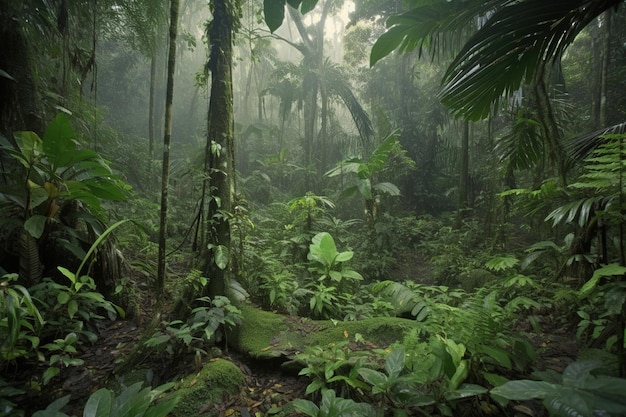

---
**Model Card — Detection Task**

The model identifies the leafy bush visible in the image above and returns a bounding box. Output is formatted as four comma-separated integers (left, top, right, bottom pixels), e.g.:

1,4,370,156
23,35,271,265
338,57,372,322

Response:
491,356,626,417
32,381,178,417
0,274,44,363
144,296,241,357
291,388,375,417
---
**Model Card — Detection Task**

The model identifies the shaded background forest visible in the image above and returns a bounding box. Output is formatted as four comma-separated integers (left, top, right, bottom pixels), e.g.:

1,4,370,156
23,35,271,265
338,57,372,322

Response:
2,0,626,416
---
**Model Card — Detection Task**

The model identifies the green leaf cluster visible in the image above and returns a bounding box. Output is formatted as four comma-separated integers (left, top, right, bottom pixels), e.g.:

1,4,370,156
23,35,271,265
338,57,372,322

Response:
492,359,626,417
32,381,178,417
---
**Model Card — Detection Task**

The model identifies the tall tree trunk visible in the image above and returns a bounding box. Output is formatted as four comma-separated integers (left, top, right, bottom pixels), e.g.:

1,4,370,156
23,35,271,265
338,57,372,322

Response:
156,0,180,296
599,9,611,127
0,0,43,136
203,0,238,297
457,120,470,226
533,60,566,185
149,52,157,158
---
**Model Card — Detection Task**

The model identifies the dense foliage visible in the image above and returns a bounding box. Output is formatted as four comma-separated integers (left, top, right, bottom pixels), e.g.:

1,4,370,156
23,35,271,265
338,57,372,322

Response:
2,0,626,416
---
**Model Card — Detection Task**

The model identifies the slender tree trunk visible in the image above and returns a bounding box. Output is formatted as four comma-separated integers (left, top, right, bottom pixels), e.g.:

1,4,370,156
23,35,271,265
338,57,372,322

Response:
203,0,238,297
156,0,180,296
457,120,470,225
149,52,157,158
599,9,611,127
533,61,566,185
590,18,603,130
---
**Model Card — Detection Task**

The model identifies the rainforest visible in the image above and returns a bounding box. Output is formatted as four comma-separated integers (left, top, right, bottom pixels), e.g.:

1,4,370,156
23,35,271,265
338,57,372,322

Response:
1,0,626,416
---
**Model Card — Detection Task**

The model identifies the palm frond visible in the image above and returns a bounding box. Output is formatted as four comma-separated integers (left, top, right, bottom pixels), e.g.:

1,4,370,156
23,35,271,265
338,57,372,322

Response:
496,111,544,170
324,62,374,149
565,121,626,163
440,0,622,120
371,0,622,120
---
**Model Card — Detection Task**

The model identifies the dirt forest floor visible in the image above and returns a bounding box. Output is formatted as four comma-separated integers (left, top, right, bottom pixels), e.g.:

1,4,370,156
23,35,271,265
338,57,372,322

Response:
12,281,581,417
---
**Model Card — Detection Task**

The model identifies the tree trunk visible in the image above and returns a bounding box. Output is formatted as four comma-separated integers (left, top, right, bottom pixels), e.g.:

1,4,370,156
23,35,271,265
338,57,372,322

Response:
599,9,611,127
457,120,470,226
156,0,180,296
203,0,237,297
149,52,157,158
0,0,43,136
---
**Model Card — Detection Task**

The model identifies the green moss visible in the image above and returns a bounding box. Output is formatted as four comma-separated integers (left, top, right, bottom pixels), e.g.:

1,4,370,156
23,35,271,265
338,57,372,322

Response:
229,303,418,360
228,303,290,358
170,359,245,417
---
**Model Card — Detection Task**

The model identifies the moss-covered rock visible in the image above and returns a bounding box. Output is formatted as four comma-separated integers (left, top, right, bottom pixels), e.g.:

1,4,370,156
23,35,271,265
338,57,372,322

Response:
228,302,419,362
170,358,245,417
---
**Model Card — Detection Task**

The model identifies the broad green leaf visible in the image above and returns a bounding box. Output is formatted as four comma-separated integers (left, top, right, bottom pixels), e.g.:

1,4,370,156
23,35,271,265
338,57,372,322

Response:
30,186,50,210
358,368,388,389
215,245,229,270
24,215,47,239
43,113,77,169
112,382,144,416
445,383,488,400
370,26,412,67
482,372,509,388
580,263,626,296
385,348,405,379
291,398,319,417
57,266,77,284
83,388,112,417
43,367,61,385
304,379,324,395
32,394,70,417
357,178,372,199
329,270,342,282
340,269,363,281
373,182,400,196
481,345,512,370
57,292,70,305
264,0,285,33
14,131,43,166
144,395,179,417
67,300,78,319
299,0,317,14
449,359,469,391
309,232,338,266
490,380,558,400
335,250,353,263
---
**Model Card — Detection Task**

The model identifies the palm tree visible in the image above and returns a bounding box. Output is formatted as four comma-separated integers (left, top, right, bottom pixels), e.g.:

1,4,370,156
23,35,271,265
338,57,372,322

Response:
269,0,374,178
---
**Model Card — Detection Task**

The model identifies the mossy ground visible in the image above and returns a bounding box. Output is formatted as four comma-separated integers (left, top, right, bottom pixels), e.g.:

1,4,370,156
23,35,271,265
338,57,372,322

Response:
170,358,246,417
229,302,419,360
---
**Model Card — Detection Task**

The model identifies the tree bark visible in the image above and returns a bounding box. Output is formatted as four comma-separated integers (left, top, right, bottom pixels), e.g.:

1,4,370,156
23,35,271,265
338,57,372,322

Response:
203,0,238,297
599,9,611,127
156,0,180,296
457,120,470,226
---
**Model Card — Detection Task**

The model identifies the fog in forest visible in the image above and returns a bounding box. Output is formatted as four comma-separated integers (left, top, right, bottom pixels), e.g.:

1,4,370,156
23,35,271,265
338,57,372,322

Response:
2,1,626,416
